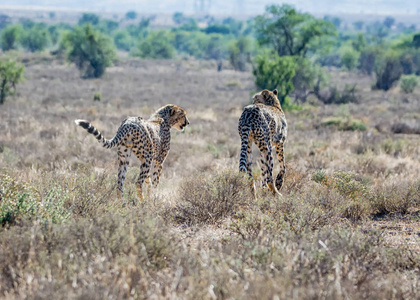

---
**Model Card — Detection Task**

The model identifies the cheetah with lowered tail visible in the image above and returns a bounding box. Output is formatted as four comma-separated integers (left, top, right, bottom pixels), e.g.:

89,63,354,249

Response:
75,104,189,200
238,89,287,196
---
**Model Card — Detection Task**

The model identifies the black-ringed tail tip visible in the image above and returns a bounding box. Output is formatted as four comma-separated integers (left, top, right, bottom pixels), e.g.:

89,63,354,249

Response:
75,119,103,141
74,119,89,128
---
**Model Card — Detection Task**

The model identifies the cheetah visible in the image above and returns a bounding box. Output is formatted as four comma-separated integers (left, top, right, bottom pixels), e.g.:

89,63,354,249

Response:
75,104,189,200
238,89,287,196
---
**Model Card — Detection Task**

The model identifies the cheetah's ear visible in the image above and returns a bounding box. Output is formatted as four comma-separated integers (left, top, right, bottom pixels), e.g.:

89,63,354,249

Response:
170,107,177,116
261,90,269,98
273,89,278,96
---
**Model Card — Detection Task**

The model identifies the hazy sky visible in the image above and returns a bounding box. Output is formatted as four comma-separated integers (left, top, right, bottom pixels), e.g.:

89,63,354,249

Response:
1,0,420,15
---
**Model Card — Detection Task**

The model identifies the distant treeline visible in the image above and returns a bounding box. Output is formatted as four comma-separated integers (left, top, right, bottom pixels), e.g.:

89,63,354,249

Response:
1,5,419,105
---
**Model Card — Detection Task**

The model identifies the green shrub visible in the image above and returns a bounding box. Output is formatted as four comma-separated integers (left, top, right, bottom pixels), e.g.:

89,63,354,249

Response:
0,58,24,105
204,24,230,35
254,4,336,57
173,31,210,58
340,46,360,70
0,174,39,225
125,10,137,20
321,117,367,131
20,24,50,52
134,30,175,59
48,25,61,45
205,34,227,60
0,174,73,225
313,171,373,221
61,24,116,78
93,92,102,101
292,57,326,102
126,18,149,38
318,84,360,105
229,36,253,71
253,52,296,109
97,19,119,35
78,13,99,26
312,169,328,184
374,53,403,91
0,24,23,51
113,30,133,51
359,48,377,75
399,74,418,93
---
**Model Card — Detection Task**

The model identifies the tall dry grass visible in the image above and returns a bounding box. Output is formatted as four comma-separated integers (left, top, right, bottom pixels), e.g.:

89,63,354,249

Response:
1,55,419,299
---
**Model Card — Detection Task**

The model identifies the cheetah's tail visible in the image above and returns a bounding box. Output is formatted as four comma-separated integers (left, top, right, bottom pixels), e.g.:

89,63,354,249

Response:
74,119,114,149
239,125,251,173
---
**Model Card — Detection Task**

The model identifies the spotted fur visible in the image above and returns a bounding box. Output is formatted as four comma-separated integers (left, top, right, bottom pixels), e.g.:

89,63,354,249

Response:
238,89,287,195
75,104,189,200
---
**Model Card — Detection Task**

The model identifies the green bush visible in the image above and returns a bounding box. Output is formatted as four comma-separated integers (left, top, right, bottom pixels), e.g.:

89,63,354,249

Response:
399,74,418,93
397,49,420,75
253,52,296,109
0,58,24,105
113,30,133,51
316,84,360,105
254,4,336,57
205,34,227,60
359,48,377,75
20,24,50,52
48,25,61,45
321,116,367,131
0,174,70,225
313,171,373,221
125,10,137,20
340,46,360,70
173,31,209,58
292,57,326,102
126,18,149,38
78,13,99,26
204,24,230,35
134,30,175,59
374,53,402,91
352,33,367,52
62,24,116,78
93,92,102,101
228,36,253,71
0,24,22,51
97,19,119,35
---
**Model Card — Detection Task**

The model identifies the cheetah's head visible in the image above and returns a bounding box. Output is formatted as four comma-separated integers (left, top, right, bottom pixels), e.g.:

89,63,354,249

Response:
169,105,190,131
253,89,282,109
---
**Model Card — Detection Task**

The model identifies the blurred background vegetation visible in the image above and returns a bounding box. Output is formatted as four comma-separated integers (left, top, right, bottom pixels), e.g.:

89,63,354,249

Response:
1,4,419,104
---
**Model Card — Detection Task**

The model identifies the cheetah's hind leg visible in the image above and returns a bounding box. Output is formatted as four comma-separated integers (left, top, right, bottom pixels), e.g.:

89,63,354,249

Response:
117,145,132,199
144,160,156,199
134,149,152,202
275,141,286,193
255,134,280,197
246,142,257,199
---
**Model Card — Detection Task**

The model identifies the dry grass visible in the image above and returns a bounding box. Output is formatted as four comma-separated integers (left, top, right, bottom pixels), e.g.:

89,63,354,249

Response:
1,54,420,299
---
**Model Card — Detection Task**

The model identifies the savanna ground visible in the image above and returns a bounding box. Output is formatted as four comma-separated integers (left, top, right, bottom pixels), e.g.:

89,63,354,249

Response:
1,54,420,299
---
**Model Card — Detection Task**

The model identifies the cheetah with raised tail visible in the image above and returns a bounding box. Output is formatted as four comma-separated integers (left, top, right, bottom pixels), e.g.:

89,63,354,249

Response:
75,104,189,200
238,89,287,196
